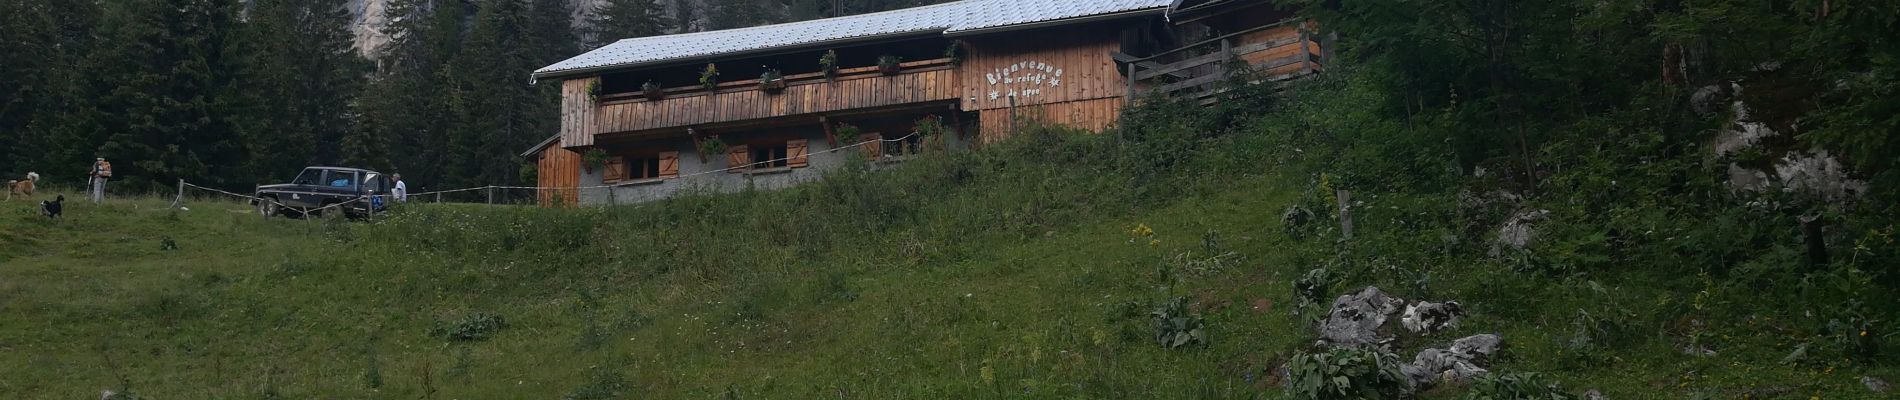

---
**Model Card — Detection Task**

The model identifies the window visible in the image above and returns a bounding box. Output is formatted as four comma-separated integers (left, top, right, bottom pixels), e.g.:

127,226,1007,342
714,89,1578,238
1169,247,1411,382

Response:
363,173,386,192
729,140,806,173
752,143,789,169
604,152,680,182
324,170,359,188
292,168,320,185
881,132,923,158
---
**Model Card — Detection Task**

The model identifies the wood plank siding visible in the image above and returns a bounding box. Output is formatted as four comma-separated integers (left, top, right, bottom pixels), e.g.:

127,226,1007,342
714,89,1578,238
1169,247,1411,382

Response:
960,24,1130,142
976,97,1125,144
590,63,961,136
560,77,600,148
536,138,582,207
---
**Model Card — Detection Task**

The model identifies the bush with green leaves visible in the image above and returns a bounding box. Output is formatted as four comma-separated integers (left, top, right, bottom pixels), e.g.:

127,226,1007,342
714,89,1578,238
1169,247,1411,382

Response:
1149,297,1206,349
1286,346,1410,400
1295,268,1336,310
431,312,506,342
582,148,610,172
1463,372,1576,400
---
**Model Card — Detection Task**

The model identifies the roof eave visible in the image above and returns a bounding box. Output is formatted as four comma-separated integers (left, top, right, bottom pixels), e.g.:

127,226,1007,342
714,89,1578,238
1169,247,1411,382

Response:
521,134,561,157
944,8,1166,38
532,28,947,81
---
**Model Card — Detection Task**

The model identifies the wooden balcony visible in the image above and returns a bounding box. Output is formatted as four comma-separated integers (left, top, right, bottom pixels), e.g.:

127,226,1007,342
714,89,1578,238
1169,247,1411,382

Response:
576,58,960,142
1121,19,1322,104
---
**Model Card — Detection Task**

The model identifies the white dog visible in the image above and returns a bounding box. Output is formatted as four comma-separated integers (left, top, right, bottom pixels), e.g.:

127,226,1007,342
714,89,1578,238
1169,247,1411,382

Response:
6,172,38,201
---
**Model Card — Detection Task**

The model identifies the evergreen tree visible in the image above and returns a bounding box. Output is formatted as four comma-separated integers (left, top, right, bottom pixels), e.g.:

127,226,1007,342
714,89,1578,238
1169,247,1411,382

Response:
227,0,371,184
588,0,674,48
83,0,246,189
0,0,99,180
528,0,580,62
445,0,550,187
361,0,468,189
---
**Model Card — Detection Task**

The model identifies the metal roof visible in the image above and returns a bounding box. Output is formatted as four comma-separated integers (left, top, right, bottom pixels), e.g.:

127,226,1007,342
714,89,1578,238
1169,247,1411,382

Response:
533,0,1172,79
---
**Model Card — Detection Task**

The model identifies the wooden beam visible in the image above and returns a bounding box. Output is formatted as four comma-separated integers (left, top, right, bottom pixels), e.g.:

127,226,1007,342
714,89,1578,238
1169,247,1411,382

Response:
820,115,838,147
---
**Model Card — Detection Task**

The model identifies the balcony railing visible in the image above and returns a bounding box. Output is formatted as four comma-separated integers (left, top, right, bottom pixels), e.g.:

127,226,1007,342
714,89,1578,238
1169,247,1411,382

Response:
1121,19,1322,104
586,58,961,135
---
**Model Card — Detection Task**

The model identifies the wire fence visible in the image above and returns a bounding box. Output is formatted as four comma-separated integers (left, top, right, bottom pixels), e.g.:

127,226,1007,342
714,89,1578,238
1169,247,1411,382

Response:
169,133,927,217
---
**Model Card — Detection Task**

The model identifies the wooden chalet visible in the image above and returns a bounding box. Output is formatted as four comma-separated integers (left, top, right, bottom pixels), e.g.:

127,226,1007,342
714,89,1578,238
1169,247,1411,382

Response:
526,0,1321,206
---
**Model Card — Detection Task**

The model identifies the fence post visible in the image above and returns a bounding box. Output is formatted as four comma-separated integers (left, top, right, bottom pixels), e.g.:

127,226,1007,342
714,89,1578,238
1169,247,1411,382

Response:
171,178,184,209
486,186,495,205
1123,62,1136,144
1007,94,1017,141
1219,38,1231,81
1335,189,1354,240
1299,24,1312,75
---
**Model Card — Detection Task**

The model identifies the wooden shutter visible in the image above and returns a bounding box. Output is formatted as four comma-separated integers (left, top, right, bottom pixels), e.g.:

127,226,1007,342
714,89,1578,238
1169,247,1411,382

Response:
603,156,627,182
787,139,809,168
727,144,750,173
859,133,882,159
658,151,679,178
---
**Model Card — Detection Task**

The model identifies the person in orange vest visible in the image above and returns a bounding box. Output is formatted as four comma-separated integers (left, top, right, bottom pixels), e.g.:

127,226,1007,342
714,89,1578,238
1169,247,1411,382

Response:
89,157,112,203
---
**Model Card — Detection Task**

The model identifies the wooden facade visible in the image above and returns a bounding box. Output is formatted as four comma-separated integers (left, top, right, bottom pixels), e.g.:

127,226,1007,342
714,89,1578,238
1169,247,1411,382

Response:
959,23,1132,142
594,60,960,136
534,137,582,207
531,0,1323,205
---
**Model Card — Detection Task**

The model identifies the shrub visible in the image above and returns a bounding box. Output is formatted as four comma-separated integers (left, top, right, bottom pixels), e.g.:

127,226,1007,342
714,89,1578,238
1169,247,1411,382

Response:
1149,297,1206,348
1286,346,1411,400
432,312,506,342
564,367,627,400
582,149,609,172
698,136,728,158
1294,268,1336,310
818,50,839,79
699,63,720,90
1463,372,1576,400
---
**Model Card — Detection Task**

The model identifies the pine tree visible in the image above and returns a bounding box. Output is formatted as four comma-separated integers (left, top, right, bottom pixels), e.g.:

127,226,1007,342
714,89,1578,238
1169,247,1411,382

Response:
227,0,371,184
84,0,246,189
361,0,469,189
446,0,549,187
588,0,674,48
0,0,99,179
528,0,580,62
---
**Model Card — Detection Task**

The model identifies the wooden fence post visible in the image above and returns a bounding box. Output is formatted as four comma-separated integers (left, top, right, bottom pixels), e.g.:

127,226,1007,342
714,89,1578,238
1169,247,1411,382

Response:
1335,189,1354,240
171,178,184,209
1007,94,1017,140
486,186,494,205
1299,24,1312,75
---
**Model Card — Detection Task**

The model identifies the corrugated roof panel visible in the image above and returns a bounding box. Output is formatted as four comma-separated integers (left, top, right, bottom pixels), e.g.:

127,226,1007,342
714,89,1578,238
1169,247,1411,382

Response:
950,0,1170,33
533,0,1172,79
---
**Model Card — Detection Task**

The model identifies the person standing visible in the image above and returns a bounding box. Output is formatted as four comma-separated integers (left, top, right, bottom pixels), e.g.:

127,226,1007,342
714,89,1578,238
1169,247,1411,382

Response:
392,173,408,202
89,157,112,203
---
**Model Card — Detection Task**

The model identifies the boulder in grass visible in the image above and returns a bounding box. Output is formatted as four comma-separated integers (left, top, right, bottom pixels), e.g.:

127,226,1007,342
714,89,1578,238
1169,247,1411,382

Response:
1401,301,1464,335
1318,287,1406,346
1865,376,1891,393
1400,333,1504,388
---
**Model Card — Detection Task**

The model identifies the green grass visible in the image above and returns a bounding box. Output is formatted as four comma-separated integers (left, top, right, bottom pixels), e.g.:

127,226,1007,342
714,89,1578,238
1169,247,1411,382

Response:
4,74,1896,399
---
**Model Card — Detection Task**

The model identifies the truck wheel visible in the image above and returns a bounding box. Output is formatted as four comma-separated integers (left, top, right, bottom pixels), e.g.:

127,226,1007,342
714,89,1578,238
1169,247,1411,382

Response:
319,202,343,222
257,197,280,218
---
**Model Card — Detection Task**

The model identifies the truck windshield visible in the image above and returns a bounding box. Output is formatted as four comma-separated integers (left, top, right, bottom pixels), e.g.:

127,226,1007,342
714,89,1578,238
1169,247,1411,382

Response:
363,173,384,192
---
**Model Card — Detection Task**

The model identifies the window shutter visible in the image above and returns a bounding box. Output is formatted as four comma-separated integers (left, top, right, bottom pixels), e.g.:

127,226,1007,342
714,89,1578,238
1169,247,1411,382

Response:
659,151,680,178
727,144,750,173
603,156,627,182
787,139,809,168
860,133,882,159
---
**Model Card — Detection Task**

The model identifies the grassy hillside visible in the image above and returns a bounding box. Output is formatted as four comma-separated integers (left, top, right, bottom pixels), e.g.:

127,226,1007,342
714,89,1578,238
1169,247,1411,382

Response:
5,72,1896,399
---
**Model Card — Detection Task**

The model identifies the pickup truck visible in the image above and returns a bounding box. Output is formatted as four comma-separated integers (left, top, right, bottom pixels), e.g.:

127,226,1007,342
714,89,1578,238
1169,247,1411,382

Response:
253,166,395,218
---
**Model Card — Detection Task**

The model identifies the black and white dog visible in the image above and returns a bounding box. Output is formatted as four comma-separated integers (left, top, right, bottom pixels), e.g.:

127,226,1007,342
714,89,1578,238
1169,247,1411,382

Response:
41,195,63,219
